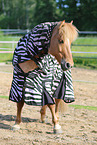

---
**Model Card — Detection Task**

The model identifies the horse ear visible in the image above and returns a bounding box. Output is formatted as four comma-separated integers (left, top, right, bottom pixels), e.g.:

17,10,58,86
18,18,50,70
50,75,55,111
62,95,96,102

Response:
59,20,65,29
70,20,73,24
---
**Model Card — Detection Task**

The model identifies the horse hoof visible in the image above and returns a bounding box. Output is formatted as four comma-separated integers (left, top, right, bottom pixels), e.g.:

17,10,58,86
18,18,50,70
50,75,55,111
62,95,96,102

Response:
53,128,63,134
53,124,63,134
41,120,45,123
41,114,46,123
11,124,20,131
41,116,48,123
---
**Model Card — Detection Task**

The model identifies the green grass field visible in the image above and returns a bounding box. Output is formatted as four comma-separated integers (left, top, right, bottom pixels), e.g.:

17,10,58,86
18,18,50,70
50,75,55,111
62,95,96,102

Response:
0,34,97,69
70,104,97,111
72,37,97,69
0,34,20,62
72,37,97,57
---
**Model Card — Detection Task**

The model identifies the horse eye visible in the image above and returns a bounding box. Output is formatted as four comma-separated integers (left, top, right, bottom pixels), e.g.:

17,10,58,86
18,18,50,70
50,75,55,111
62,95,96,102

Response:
59,40,64,44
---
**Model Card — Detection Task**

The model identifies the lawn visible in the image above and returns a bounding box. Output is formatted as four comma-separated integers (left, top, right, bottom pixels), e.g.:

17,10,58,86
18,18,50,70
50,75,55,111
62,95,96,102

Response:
0,34,97,69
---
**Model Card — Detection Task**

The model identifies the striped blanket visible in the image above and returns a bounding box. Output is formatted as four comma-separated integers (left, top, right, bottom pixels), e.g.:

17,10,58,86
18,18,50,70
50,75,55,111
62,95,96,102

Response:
9,22,74,105
24,54,74,106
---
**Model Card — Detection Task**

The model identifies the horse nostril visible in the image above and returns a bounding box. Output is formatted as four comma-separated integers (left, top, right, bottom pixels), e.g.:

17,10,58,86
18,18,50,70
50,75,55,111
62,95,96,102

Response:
66,62,71,68
61,59,71,71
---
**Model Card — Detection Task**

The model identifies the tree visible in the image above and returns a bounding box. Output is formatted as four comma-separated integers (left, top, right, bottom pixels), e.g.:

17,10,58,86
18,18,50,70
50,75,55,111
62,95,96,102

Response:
0,0,36,29
33,0,60,26
56,0,97,31
0,0,97,30
56,0,81,28
79,0,97,30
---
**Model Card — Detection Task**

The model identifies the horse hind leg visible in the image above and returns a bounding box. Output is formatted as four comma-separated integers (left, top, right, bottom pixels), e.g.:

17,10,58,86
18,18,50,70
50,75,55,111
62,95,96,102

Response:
12,98,24,130
40,105,47,123
55,99,61,121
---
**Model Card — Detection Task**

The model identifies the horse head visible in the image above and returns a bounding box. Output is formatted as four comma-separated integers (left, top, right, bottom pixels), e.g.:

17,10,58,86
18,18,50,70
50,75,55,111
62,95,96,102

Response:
48,20,78,71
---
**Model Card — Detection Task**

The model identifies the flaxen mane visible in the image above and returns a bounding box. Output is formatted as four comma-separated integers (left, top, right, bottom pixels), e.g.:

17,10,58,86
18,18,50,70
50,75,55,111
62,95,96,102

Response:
58,21,78,43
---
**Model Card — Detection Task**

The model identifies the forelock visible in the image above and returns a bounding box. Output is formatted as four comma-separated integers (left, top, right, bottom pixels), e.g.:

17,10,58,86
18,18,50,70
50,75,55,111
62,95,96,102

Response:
59,23,78,43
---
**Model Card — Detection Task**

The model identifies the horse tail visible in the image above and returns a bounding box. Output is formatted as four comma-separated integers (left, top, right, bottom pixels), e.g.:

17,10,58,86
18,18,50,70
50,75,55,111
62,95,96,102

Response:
59,100,68,115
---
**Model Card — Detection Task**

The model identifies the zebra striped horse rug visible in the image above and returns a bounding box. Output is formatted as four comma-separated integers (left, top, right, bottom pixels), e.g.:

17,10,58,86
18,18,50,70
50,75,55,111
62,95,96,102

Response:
24,54,74,106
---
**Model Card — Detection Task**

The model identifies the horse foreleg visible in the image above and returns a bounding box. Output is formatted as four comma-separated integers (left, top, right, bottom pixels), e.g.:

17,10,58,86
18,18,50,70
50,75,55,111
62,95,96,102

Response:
47,104,57,125
12,98,24,130
16,98,24,124
40,105,47,123
47,104,62,134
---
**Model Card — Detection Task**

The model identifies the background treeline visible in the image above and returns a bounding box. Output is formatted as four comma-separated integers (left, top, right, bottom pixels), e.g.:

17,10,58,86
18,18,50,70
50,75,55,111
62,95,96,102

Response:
0,0,97,31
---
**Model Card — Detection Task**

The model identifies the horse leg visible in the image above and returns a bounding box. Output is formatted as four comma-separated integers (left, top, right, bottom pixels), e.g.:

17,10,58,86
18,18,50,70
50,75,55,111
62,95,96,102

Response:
12,98,24,130
55,99,61,121
16,98,24,124
40,105,47,123
47,104,62,134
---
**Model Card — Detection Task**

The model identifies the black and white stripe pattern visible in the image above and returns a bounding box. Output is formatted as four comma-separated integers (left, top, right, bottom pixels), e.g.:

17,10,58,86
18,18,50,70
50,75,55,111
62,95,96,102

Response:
10,22,58,103
9,22,74,104
9,64,27,102
12,22,58,66
24,54,74,106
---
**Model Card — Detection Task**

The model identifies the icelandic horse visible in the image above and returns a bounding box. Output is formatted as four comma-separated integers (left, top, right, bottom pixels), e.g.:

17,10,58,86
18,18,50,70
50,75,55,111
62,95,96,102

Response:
12,20,78,133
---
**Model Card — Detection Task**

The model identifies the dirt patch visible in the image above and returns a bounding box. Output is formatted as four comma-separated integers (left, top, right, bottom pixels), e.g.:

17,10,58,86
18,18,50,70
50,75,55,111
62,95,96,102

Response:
0,64,97,145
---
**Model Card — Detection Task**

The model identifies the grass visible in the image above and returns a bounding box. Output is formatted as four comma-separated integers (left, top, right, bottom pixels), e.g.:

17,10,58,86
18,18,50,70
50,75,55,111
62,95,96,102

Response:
73,57,97,69
0,33,20,50
72,37,97,58
0,34,20,63
69,104,97,111
0,53,13,62
0,34,97,69
0,96,9,99
0,96,97,111
72,37,97,69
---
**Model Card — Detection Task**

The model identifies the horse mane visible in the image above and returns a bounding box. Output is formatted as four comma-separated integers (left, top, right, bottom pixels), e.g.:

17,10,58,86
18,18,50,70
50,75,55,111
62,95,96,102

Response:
58,21,79,43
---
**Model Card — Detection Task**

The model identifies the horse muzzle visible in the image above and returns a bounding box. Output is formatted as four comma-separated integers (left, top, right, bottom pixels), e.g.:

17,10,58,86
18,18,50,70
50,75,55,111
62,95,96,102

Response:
61,59,71,71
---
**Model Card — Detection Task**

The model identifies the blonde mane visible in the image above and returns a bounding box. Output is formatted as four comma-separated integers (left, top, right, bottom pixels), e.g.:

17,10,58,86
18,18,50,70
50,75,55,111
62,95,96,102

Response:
58,21,79,43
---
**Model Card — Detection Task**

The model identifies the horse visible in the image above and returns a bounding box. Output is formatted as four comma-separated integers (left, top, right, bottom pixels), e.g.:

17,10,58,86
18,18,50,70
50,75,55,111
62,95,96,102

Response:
11,20,78,133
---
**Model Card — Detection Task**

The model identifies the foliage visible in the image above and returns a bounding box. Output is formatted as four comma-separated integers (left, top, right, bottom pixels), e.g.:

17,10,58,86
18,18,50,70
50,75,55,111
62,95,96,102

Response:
0,0,97,30
33,0,60,26
0,0,36,29
56,0,97,31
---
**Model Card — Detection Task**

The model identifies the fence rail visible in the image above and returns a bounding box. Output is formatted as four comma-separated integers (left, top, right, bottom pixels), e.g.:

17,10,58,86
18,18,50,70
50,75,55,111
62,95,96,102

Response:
0,41,18,43
72,51,97,54
72,44,97,47
79,31,97,34
0,41,97,58
0,29,29,35
0,41,18,51
0,51,14,53
0,31,97,59
0,29,97,35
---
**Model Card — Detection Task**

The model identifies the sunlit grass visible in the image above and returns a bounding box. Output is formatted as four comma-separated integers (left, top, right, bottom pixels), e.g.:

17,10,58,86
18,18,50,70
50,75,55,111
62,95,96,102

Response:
0,96,8,99
69,104,97,111
0,35,97,69
73,37,97,45
72,37,97,58
0,53,13,62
